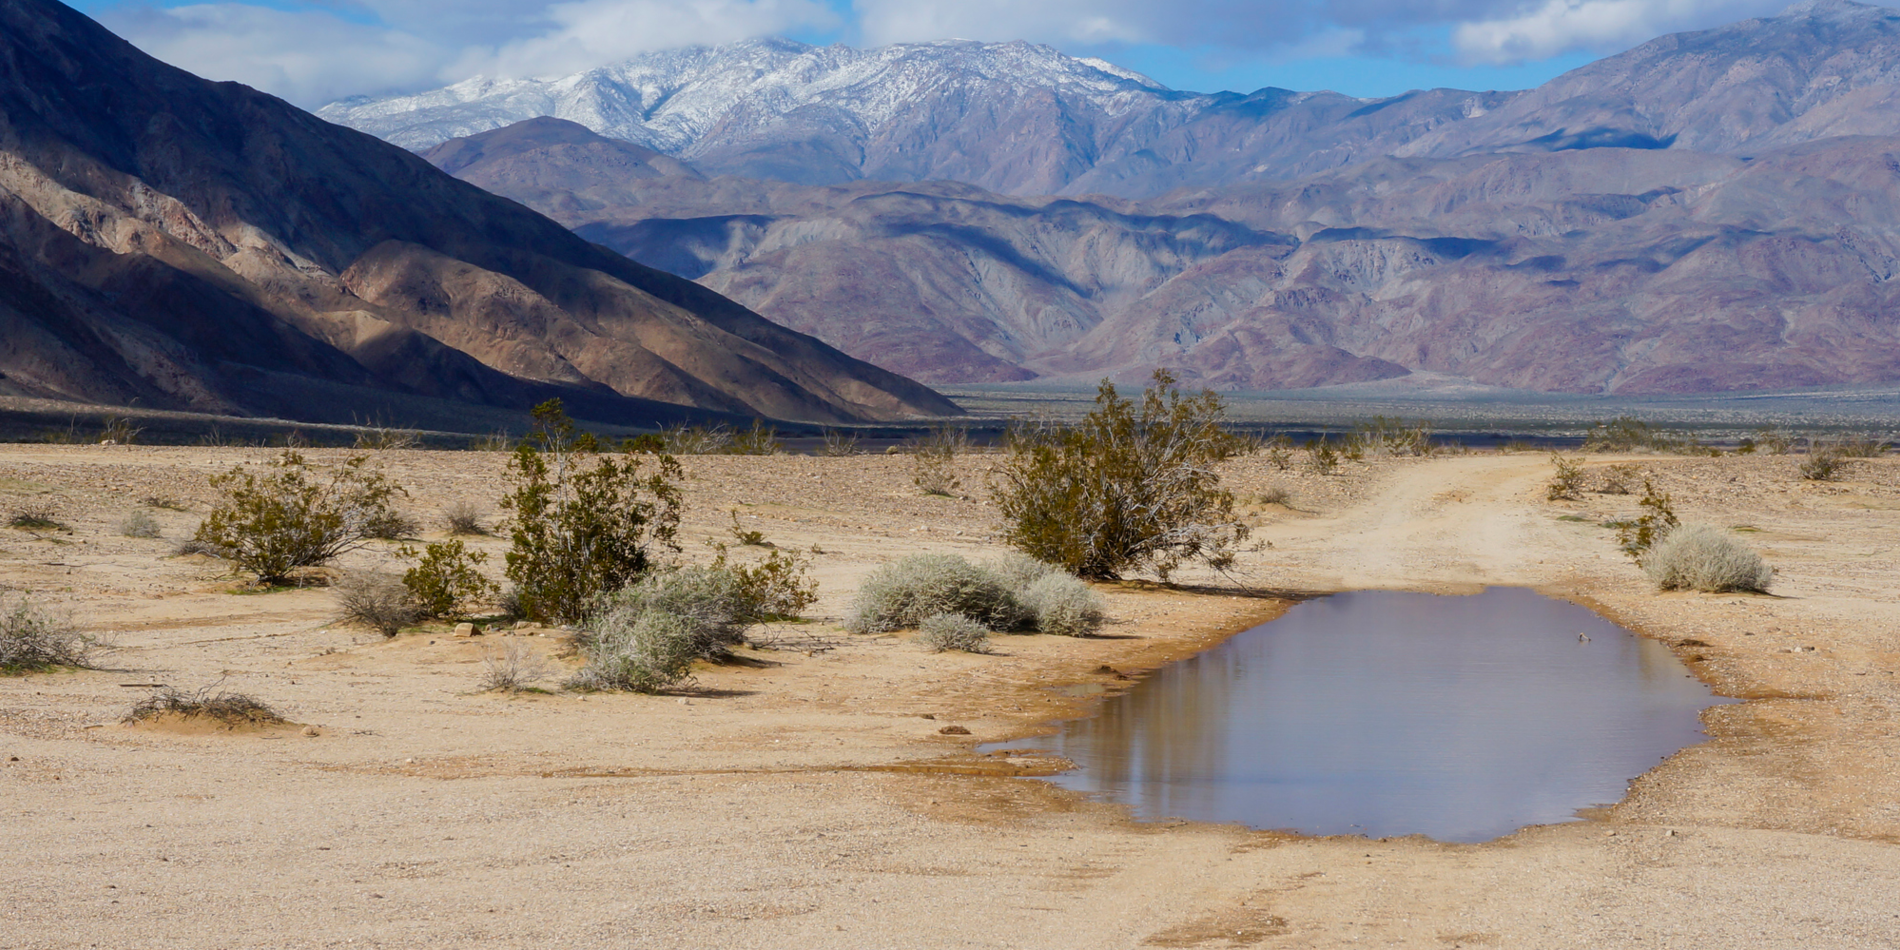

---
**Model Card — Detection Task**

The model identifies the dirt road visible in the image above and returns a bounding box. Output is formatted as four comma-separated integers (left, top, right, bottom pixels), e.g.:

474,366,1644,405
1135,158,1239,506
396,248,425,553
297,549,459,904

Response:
3,446,1898,948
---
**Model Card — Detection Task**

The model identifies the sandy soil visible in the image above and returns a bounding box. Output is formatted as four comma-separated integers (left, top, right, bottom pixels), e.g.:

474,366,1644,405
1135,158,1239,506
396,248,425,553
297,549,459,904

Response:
3,445,1898,948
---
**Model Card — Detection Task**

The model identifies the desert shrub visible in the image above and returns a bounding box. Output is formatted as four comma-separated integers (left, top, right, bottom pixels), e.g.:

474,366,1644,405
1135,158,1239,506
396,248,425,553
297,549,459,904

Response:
400,539,498,619
500,401,682,624
845,554,1027,634
569,609,704,693
1750,426,1795,456
353,422,418,450
1643,523,1773,593
193,451,407,583
360,508,419,541
124,685,282,726
992,371,1248,581
1612,480,1680,561
1352,416,1436,457
661,422,730,455
119,509,161,539
726,510,768,546
569,566,768,692
917,613,992,654
442,500,488,536
333,571,422,637
9,503,65,531
98,415,141,445
711,546,818,621
480,639,550,693
1799,450,1845,482
0,596,99,673
1818,432,1891,458
1308,438,1340,475
1595,463,1640,495
1262,434,1294,471
1585,416,1672,452
911,425,968,496
973,553,1104,636
819,428,861,457
727,420,782,456
1547,454,1585,501
1257,484,1293,506
1019,571,1106,637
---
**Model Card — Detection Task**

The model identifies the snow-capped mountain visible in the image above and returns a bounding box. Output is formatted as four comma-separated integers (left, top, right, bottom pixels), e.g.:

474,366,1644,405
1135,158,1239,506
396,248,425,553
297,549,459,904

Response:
319,38,1209,192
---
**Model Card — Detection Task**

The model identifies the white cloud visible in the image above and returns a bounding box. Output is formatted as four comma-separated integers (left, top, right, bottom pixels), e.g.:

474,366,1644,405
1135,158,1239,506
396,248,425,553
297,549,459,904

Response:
851,0,1302,50
454,0,839,79
100,4,449,106
1451,0,1784,64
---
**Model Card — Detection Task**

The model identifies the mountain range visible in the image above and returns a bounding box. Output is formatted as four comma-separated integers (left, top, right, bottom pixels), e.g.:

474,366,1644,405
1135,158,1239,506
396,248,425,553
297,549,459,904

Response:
0,0,956,428
362,1,1900,394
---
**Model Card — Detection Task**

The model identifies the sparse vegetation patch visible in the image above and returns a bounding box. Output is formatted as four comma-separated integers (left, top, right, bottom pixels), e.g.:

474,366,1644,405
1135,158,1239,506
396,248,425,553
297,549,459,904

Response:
124,685,284,727
1643,523,1774,593
0,596,99,674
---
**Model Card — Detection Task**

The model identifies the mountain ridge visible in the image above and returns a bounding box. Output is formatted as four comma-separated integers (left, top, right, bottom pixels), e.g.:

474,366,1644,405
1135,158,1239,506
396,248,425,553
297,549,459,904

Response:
0,0,958,425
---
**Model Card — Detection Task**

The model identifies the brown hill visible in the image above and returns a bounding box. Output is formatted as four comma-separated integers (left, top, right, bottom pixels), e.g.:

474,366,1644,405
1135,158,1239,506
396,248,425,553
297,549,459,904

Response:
431,118,1900,395
0,0,957,427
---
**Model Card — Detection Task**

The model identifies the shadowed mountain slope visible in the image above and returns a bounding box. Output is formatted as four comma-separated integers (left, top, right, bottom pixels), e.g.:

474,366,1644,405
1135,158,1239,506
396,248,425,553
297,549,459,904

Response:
0,0,957,426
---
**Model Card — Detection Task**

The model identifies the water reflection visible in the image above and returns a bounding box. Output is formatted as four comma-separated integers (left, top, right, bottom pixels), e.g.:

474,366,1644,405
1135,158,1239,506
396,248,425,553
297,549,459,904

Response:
985,588,1733,842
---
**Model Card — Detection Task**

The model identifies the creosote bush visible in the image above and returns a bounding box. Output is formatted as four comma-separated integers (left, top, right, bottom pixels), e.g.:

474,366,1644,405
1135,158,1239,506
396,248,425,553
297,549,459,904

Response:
333,572,422,637
992,371,1247,581
1308,438,1340,475
1799,450,1844,482
819,428,861,457
124,685,283,726
1613,480,1680,561
401,539,498,619
918,613,992,654
194,451,407,583
501,401,682,624
0,596,100,674
1643,523,1774,593
1547,454,1585,501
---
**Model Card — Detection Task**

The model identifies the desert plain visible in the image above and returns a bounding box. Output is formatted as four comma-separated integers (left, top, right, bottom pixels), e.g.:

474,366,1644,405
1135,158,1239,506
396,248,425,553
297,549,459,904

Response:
3,442,1899,949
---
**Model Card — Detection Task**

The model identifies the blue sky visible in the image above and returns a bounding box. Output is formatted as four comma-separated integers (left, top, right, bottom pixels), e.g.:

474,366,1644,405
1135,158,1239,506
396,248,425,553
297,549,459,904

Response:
69,0,1832,107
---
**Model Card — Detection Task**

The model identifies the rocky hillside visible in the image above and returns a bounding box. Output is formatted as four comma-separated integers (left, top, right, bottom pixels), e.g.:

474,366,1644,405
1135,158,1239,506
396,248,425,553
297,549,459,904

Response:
0,0,957,426
430,115,1900,395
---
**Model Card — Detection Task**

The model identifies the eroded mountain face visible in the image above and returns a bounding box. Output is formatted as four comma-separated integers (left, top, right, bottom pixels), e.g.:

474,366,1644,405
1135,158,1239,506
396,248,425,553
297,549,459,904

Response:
426,111,1900,395
0,0,958,425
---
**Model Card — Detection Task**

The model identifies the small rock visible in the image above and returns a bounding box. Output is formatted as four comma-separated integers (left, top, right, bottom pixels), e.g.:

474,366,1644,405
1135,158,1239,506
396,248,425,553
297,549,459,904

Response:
919,713,936,720
453,622,476,637
301,726,320,738
938,725,971,735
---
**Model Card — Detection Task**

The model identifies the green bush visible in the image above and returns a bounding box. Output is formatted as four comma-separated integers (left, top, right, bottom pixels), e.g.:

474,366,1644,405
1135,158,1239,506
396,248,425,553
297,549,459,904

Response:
991,371,1247,581
500,401,682,624
917,613,992,653
845,554,1027,634
1308,438,1340,475
711,545,818,621
1613,480,1680,561
1547,454,1585,501
401,539,498,619
1643,524,1773,593
1799,451,1843,482
0,595,99,674
194,451,407,583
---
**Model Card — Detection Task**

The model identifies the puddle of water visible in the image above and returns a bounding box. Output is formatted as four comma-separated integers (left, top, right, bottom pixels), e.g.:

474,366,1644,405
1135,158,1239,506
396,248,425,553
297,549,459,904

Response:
985,588,1735,842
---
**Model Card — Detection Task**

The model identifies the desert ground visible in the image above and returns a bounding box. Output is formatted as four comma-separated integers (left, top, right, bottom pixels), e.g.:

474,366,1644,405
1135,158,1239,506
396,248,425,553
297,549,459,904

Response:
3,443,1898,949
